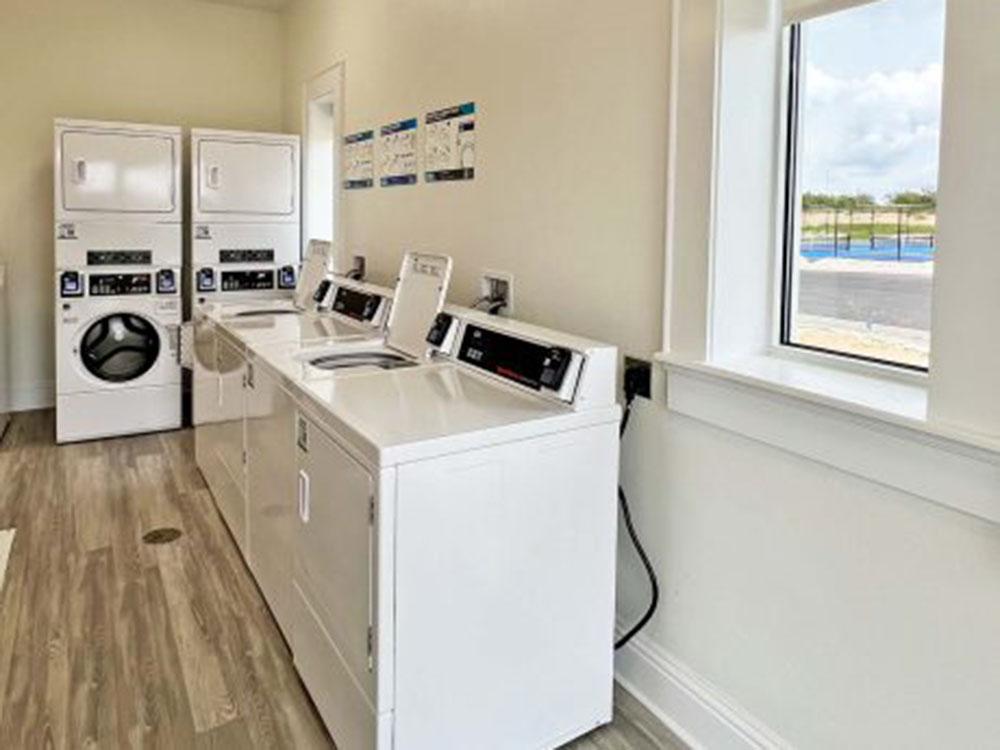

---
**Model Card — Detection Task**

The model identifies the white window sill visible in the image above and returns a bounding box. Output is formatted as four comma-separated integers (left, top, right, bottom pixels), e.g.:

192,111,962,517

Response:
656,351,1000,525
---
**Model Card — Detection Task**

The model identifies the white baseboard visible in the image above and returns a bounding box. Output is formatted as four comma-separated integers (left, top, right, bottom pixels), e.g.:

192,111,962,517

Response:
9,379,54,412
615,631,791,750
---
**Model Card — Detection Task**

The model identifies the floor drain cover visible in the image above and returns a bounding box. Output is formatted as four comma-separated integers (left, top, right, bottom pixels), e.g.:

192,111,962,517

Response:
142,527,183,545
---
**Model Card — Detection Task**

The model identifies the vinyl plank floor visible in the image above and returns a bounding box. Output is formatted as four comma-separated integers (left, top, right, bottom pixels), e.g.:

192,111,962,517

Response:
0,410,686,749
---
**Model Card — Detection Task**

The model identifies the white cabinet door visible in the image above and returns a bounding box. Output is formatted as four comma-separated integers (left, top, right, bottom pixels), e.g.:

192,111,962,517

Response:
60,130,177,213
294,416,374,697
192,314,218,428
197,139,296,217
214,337,247,552
246,363,296,638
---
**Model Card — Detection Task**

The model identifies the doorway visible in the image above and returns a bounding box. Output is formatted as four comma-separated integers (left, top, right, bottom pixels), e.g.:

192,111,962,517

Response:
302,62,345,267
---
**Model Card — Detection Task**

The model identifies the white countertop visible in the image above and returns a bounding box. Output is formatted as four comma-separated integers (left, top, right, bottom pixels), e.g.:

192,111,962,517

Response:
294,363,619,467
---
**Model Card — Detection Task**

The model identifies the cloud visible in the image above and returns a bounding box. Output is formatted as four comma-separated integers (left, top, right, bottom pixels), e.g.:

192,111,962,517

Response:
800,62,943,199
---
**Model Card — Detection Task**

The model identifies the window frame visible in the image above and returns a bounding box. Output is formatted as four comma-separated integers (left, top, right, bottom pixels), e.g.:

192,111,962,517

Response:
777,20,931,374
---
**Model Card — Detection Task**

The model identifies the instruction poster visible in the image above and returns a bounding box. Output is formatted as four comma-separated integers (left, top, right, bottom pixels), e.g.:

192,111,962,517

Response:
343,130,374,189
425,102,476,182
378,118,419,187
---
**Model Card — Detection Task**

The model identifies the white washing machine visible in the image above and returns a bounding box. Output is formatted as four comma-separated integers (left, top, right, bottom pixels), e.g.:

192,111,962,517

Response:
194,253,449,561
54,119,182,268
55,267,182,443
190,128,301,307
245,309,619,749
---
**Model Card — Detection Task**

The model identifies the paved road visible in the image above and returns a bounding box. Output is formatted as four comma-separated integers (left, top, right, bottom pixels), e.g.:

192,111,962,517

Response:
799,270,932,330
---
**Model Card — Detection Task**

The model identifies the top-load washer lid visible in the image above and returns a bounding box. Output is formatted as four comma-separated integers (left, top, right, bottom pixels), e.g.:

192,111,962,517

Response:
307,351,417,372
294,239,334,311
233,309,300,317
384,252,453,359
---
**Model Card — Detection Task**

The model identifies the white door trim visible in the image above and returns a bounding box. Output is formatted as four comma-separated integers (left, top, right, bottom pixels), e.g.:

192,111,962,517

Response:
302,61,346,262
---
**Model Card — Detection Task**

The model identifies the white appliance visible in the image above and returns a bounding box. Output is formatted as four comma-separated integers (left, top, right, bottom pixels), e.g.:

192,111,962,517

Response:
193,253,448,560
191,129,301,305
55,267,182,443
54,119,182,268
54,119,183,442
221,304,619,749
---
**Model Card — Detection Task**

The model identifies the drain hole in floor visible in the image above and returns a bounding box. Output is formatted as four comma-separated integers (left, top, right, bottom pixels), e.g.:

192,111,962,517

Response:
142,527,183,545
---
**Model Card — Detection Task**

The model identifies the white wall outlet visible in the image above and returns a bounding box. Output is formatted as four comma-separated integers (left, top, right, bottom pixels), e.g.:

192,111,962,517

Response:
480,269,514,316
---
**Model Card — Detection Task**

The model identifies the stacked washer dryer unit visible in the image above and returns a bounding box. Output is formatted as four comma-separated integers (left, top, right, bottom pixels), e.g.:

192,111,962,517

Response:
54,119,183,443
190,129,301,310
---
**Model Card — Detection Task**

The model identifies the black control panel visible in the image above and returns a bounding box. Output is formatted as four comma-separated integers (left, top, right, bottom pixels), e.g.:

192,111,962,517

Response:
457,324,573,392
60,271,84,298
219,249,275,264
221,270,275,292
312,279,333,305
426,312,454,347
87,250,152,266
197,267,216,292
331,287,381,322
278,265,297,290
156,269,177,295
89,273,152,296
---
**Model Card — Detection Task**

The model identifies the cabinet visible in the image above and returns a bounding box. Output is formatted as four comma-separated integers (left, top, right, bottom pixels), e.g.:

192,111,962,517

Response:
245,360,296,638
213,337,248,552
293,414,378,748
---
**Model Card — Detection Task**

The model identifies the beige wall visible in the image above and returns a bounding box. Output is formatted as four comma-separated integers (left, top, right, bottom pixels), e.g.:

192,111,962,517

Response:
0,0,284,409
282,0,670,359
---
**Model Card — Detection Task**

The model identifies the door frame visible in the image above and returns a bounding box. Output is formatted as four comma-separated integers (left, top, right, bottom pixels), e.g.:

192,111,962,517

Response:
301,61,346,265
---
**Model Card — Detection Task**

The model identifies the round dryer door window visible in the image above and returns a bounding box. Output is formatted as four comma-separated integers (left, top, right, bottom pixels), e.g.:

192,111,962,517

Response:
80,314,161,383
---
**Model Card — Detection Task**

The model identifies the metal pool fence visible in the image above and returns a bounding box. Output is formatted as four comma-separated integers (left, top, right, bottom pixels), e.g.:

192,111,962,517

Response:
800,204,936,261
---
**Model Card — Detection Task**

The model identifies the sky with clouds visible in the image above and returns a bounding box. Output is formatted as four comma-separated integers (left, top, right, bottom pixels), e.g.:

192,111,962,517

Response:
799,0,946,201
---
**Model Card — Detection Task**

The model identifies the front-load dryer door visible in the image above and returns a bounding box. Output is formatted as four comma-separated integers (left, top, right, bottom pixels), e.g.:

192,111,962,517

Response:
196,139,297,217
60,130,178,214
78,313,162,384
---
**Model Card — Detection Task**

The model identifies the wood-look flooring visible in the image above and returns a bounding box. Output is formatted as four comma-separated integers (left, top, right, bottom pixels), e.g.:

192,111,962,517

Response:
0,410,685,749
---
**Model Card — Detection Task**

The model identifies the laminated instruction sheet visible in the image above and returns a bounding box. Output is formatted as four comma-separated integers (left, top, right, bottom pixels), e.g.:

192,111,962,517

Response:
343,130,374,189
379,118,418,186
425,102,476,182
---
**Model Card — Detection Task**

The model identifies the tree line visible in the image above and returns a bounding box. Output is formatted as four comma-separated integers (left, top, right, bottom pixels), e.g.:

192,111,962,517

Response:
802,190,936,210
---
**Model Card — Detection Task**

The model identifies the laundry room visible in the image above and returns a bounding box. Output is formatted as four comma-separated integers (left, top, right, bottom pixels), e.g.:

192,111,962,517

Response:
1,0,999,748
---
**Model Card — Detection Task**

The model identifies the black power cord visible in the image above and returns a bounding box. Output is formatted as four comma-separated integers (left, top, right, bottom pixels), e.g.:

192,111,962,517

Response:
471,295,508,316
614,377,660,650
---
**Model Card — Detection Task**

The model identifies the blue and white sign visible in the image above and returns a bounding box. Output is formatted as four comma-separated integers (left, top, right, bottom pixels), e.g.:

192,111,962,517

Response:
379,118,418,187
343,130,374,189
425,102,476,182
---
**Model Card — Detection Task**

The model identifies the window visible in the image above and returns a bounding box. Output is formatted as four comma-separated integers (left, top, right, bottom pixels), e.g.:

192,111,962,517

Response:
781,0,946,371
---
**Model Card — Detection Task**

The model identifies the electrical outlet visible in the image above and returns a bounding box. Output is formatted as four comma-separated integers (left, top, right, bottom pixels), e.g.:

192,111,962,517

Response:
479,269,514,316
624,356,652,400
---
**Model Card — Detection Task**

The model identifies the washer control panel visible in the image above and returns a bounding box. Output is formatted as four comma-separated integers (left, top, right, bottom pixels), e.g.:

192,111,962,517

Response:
87,250,152,266
331,286,383,322
457,324,573,393
221,270,275,292
156,269,177,295
60,270,84,298
89,273,152,297
197,267,216,292
219,249,275,264
278,265,297,290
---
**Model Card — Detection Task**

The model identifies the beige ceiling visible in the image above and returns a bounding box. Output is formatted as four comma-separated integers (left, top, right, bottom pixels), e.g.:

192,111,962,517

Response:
195,0,294,12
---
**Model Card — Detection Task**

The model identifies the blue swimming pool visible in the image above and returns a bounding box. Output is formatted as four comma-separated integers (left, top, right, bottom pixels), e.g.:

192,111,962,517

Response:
800,242,935,262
